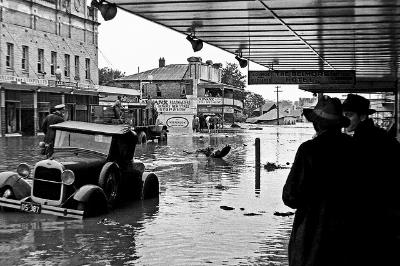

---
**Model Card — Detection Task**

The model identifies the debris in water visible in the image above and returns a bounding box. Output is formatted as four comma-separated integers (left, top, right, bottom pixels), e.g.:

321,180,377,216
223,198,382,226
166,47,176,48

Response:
97,218,120,226
240,208,245,211
274,211,295,217
243,212,262,216
215,184,228,190
220,205,235,210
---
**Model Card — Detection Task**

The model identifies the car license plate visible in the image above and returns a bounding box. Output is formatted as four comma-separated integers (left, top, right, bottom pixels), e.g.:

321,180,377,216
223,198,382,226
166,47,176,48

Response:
20,202,41,214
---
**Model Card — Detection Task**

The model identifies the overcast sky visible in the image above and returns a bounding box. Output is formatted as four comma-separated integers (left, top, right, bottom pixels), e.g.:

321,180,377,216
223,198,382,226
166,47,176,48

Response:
97,9,314,102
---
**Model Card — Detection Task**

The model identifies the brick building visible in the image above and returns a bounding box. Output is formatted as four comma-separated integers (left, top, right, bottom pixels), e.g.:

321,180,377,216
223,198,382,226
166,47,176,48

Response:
114,57,244,132
0,0,101,136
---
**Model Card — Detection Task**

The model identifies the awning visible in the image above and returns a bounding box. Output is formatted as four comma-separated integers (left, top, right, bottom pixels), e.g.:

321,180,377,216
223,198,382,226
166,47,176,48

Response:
113,0,400,92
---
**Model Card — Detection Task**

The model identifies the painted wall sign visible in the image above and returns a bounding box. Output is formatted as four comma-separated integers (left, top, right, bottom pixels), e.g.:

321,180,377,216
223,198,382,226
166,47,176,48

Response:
248,70,355,85
197,97,223,105
153,99,192,113
166,117,189,128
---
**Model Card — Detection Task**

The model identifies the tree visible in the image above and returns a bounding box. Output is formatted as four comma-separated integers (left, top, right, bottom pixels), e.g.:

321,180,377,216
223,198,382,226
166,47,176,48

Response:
243,92,266,117
221,62,246,89
98,67,125,85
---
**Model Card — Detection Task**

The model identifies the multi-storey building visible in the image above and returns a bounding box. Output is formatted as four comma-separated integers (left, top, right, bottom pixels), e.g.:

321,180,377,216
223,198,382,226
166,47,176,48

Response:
114,57,244,133
0,0,100,136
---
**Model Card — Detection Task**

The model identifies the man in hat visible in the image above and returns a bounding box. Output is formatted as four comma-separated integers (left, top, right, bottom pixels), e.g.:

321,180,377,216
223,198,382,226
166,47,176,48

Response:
41,104,65,157
342,94,400,266
283,96,357,266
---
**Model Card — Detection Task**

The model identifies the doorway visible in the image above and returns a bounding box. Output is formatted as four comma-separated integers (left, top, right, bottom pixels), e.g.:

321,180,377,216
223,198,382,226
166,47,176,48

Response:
5,101,20,134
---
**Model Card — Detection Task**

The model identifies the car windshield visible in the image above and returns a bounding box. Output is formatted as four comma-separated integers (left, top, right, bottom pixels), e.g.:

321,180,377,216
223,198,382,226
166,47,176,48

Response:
54,130,112,155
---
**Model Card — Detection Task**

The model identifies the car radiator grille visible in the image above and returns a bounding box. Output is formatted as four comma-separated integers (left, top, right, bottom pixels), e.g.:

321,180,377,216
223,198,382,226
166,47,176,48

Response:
32,166,62,201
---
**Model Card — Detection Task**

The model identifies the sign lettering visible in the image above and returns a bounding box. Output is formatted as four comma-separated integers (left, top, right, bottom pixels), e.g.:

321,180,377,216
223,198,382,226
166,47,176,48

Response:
248,70,355,85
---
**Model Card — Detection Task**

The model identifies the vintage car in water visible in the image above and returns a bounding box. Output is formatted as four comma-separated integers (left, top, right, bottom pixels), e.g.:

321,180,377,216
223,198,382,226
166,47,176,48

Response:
0,121,159,219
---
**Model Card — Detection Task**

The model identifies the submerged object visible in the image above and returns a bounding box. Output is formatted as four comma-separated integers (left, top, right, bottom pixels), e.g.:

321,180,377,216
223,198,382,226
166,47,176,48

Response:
274,211,294,217
211,145,231,158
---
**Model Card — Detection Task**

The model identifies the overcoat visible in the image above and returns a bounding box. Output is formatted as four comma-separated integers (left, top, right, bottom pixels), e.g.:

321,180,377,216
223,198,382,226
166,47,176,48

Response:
41,112,64,144
283,130,357,266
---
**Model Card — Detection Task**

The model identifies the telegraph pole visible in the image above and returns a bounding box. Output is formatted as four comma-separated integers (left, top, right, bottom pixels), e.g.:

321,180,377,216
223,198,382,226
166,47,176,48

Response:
274,85,282,125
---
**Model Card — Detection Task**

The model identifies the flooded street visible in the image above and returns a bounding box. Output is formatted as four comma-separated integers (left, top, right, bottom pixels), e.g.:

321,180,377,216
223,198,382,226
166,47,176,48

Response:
0,125,314,266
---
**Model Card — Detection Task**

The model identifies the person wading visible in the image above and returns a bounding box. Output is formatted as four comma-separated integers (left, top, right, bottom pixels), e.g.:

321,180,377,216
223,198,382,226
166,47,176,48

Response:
41,104,65,157
283,96,357,266
343,94,400,266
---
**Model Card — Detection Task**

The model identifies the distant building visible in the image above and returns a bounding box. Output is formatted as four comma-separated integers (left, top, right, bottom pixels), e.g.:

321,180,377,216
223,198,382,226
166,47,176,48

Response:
246,109,297,125
113,57,244,133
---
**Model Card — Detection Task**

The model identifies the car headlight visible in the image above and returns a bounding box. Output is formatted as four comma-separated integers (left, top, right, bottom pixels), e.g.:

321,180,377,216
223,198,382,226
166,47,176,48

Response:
61,170,75,185
17,163,31,178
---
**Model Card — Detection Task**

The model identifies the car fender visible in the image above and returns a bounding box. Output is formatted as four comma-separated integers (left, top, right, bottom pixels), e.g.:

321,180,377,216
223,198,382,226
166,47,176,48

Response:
0,171,31,199
142,172,159,199
73,184,107,203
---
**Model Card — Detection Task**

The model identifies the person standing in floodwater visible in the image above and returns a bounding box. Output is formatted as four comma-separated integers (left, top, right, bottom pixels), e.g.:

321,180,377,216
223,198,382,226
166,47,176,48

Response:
282,96,357,266
41,104,65,157
342,94,400,266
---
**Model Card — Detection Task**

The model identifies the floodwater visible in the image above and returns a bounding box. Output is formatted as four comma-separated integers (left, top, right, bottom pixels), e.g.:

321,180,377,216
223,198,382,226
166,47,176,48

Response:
0,124,314,266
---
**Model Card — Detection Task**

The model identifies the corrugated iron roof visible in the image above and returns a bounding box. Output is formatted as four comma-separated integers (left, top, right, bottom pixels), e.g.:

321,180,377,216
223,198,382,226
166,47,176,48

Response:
118,64,189,81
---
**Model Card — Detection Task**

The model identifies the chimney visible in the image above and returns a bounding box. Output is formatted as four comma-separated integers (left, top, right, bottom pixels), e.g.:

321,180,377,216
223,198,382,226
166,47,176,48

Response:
159,57,165,67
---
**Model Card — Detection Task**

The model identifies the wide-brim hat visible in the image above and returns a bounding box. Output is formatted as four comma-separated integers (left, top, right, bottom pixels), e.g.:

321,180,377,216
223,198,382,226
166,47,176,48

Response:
342,94,375,115
54,104,65,110
303,96,350,128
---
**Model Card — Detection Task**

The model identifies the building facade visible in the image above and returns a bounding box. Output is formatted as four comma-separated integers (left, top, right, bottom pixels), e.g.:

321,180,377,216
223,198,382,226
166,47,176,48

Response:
0,0,100,136
114,57,244,133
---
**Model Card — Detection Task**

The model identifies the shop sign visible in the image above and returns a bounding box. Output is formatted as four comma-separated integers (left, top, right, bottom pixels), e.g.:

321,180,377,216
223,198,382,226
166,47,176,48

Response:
153,99,192,113
198,97,223,105
198,106,222,113
248,70,355,85
224,106,234,113
166,117,189,128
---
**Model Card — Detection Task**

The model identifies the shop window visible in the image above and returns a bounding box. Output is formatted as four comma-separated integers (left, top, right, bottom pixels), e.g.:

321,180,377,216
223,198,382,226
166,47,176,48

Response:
51,51,57,75
37,49,44,73
22,46,29,72
6,43,14,69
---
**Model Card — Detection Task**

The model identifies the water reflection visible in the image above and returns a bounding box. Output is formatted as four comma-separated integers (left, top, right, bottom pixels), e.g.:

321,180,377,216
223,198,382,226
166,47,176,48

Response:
0,125,314,265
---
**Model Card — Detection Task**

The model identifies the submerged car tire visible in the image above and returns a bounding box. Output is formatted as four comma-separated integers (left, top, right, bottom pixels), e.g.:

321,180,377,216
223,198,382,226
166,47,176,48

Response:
142,173,159,199
137,131,147,144
99,164,120,208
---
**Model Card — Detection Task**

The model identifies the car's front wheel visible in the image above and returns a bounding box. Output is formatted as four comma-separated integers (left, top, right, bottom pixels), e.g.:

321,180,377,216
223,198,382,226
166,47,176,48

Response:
99,165,120,208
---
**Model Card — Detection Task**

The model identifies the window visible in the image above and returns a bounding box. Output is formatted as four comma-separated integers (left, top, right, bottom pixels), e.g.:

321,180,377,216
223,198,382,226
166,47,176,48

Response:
156,85,162,97
64,54,70,77
85,58,90,80
74,55,80,79
38,49,44,73
22,46,29,71
6,43,14,69
51,51,57,75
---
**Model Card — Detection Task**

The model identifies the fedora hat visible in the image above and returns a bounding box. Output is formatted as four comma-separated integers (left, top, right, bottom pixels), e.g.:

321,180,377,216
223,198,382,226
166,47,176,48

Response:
54,104,65,110
342,94,376,115
303,96,350,128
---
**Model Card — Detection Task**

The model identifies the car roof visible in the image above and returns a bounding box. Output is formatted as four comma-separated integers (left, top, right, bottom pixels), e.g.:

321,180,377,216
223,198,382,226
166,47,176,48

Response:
51,121,127,136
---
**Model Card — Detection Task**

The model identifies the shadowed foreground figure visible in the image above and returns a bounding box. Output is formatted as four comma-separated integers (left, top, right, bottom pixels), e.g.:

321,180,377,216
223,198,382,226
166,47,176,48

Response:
343,94,400,266
283,96,357,266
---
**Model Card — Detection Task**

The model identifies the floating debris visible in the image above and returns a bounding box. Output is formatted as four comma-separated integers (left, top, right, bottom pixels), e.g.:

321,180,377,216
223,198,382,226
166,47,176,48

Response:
220,205,235,211
243,212,262,216
215,184,228,190
264,162,291,171
240,208,245,211
273,211,295,217
97,218,120,226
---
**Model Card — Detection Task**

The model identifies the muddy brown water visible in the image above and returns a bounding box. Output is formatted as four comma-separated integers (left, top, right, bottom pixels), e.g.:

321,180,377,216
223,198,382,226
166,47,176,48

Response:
0,124,314,266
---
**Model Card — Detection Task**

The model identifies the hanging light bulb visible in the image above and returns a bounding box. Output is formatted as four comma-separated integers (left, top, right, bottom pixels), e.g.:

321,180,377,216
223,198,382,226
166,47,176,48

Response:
186,34,203,52
91,0,117,21
235,54,248,68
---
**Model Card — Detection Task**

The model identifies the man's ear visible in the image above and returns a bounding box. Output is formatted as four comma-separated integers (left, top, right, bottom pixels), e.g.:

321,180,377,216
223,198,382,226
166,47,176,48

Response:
360,113,368,122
